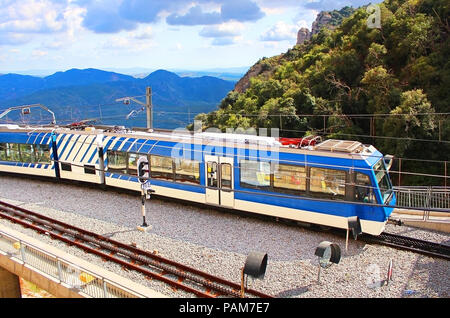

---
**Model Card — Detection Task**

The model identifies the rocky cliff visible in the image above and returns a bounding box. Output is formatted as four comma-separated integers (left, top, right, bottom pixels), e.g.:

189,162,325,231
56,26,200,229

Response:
296,27,311,46
296,7,355,45
236,8,355,93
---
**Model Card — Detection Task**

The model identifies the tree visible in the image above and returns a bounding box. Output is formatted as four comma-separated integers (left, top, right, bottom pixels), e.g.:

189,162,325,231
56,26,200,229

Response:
365,43,388,68
361,66,400,114
382,89,436,156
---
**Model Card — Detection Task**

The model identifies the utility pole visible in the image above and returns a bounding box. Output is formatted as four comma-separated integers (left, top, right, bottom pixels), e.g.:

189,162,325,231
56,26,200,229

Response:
116,86,153,131
146,87,153,131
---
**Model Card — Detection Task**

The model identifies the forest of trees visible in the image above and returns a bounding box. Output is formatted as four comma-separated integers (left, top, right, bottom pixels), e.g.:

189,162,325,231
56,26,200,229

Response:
191,0,449,186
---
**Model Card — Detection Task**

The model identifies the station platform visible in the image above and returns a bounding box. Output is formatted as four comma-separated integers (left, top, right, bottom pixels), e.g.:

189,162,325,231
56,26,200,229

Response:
390,209,450,233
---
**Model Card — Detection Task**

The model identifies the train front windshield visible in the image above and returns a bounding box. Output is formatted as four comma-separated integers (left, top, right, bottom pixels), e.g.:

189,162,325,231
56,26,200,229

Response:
374,159,393,204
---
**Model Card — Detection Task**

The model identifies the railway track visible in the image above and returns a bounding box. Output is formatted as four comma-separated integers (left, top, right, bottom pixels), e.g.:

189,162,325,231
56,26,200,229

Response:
0,200,272,298
0,199,448,299
362,232,450,261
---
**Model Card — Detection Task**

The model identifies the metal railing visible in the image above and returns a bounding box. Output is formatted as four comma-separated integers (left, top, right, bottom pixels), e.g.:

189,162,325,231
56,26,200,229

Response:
393,186,450,220
394,186,450,209
0,230,147,298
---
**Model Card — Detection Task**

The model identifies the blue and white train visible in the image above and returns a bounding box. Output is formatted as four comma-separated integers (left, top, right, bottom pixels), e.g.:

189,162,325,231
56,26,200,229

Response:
0,124,396,235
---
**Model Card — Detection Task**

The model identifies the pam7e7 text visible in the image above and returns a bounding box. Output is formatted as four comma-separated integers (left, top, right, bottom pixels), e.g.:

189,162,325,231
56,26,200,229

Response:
223,302,270,313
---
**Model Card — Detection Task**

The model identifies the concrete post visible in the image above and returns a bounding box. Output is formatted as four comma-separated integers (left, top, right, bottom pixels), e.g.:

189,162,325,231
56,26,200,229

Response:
0,267,21,298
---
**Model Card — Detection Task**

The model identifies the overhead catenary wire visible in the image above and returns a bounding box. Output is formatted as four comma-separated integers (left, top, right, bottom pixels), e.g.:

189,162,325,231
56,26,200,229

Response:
2,110,449,144
2,103,448,122
2,99,448,142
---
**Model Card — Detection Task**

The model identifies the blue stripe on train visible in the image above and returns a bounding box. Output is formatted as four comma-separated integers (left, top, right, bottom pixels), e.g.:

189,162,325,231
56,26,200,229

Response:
72,135,89,161
0,160,49,170
56,134,66,149
111,137,126,151
80,138,95,163
64,134,81,161
88,149,98,164
233,186,386,222
58,134,74,159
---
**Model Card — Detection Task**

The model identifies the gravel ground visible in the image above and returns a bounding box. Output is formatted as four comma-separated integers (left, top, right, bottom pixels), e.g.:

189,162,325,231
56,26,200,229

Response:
0,175,448,298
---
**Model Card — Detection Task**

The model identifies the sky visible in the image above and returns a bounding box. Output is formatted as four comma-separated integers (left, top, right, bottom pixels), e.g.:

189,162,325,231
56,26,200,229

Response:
0,0,372,75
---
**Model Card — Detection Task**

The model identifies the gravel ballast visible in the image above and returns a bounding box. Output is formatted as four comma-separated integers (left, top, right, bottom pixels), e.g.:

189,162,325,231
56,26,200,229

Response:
0,175,448,298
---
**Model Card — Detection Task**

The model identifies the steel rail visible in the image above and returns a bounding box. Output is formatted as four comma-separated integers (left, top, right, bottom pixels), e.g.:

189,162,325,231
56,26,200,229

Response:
361,232,450,261
0,200,272,298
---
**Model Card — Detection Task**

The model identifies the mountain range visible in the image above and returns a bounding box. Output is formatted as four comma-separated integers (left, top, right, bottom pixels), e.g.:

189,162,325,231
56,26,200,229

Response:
0,68,236,129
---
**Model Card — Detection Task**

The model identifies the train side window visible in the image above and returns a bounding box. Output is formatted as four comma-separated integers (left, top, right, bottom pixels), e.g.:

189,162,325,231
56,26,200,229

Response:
0,143,6,161
207,161,218,187
310,167,346,199
273,164,306,194
7,143,21,162
355,172,374,203
107,150,127,174
239,160,271,190
128,153,138,176
19,144,34,163
150,155,174,181
221,163,232,189
35,144,51,164
175,158,200,185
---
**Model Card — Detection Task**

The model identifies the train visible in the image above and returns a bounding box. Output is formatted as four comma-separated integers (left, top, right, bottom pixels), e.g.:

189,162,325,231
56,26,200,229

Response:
0,123,396,235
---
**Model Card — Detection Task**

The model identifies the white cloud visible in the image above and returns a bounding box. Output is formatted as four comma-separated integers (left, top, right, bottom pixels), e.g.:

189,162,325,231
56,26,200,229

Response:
63,5,86,40
0,1,64,33
32,49,48,57
43,40,65,50
199,22,245,46
259,6,287,15
0,32,32,45
260,21,298,42
199,22,245,38
102,34,157,52
0,0,85,45
131,26,153,40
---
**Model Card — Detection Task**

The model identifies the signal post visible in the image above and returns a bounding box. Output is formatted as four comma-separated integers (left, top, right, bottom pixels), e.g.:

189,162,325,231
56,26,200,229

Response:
137,156,154,231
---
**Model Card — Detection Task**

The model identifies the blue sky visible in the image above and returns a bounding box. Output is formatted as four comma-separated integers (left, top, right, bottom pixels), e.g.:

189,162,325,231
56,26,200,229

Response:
0,0,372,75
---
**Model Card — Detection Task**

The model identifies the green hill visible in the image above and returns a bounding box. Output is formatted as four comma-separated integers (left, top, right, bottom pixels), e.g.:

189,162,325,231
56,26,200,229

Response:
194,0,449,186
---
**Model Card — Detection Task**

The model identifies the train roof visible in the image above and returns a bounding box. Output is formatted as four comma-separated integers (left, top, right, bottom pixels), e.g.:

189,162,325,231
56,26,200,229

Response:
0,124,384,166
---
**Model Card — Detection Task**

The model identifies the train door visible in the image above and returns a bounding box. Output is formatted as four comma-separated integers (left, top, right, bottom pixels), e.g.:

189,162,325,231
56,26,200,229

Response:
205,155,234,208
